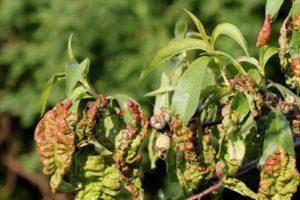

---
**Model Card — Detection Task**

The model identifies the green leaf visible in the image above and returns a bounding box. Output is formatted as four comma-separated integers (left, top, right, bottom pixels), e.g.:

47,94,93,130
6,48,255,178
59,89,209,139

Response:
112,94,139,124
224,178,258,200
259,110,295,167
268,83,300,104
211,23,249,56
69,85,92,101
68,34,74,59
237,56,259,68
174,20,187,39
153,72,171,115
140,38,208,80
230,92,249,123
266,0,284,21
66,59,85,97
145,86,175,97
183,9,209,45
238,115,256,140
291,0,300,15
208,51,247,74
40,73,65,115
171,56,211,125
166,146,178,182
259,46,278,74
80,58,90,77
90,137,112,156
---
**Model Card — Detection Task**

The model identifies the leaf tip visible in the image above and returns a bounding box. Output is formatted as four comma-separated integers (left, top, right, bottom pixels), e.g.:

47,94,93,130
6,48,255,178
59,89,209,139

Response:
68,34,74,60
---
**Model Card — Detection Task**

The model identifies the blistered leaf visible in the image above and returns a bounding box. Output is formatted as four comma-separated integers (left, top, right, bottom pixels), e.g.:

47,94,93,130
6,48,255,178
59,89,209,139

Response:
266,0,284,21
259,110,295,167
112,94,139,124
224,178,258,200
230,92,249,123
140,38,208,80
183,9,209,45
211,23,249,56
171,56,211,125
35,102,75,192
40,73,65,115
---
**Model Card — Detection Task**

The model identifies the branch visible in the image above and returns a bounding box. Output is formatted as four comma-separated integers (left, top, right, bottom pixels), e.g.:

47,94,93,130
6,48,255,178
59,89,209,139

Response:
186,182,222,200
201,120,222,129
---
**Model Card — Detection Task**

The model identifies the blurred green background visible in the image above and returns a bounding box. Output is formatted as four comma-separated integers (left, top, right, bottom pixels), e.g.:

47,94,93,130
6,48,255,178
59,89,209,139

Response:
0,0,289,199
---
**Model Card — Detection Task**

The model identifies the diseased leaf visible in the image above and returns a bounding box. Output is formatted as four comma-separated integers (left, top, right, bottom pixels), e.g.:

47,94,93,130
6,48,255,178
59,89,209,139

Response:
259,110,295,167
41,73,65,116
112,94,139,124
230,92,249,123
140,38,208,80
211,23,249,56
266,0,284,21
224,178,258,199
171,56,211,125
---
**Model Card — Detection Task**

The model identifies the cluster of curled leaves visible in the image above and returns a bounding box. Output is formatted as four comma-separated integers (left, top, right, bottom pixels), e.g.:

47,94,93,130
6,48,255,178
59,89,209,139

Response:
35,1,300,200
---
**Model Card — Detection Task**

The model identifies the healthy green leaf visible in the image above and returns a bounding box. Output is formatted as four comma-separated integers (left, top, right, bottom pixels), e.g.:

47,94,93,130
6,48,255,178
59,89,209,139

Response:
112,94,139,124
183,9,209,45
68,34,74,59
66,59,85,97
237,56,259,68
40,73,65,115
268,83,300,104
140,38,208,80
259,46,278,73
211,23,249,56
153,72,171,115
171,56,211,125
174,20,187,39
259,109,295,167
166,145,178,182
291,0,300,15
208,51,247,74
145,86,175,97
266,0,284,21
69,86,92,101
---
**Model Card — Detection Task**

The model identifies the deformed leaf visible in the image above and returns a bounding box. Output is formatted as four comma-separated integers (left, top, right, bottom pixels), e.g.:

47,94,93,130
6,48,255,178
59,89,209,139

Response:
40,73,65,116
230,92,249,123
166,145,178,182
211,23,249,56
112,94,139,124
171,56,211,125
259,110,295,167
268,83,300,104
224,178,258,200
140,38,208,80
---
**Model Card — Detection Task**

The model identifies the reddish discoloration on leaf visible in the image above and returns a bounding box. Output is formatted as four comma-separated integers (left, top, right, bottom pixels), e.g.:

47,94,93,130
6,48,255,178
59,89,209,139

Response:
256,15,272,48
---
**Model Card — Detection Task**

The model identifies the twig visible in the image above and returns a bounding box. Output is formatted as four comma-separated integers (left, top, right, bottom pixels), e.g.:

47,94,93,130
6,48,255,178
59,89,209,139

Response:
201,120,222,129
186,182,222,200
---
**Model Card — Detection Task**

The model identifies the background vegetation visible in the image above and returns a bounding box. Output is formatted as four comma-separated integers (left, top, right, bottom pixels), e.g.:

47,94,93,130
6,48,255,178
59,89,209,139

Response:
0,0,295,199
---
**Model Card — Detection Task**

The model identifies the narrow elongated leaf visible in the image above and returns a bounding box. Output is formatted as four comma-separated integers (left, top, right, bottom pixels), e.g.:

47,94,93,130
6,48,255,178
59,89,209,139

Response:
291,0,300,15
68,34,74,59
259,46,278,72
183,9,209,45
259,110,295,167
112,94,139,124
266,0,284,20
208,51,246,74
40,73,65,115
211,23,249,56
145,85,176,97
140,38,208,80
166,145,178,182
154,72,171,115
171,56,211,125
237,56,259,68
174,20,187,39
268,83,300,104
66,59,85,97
